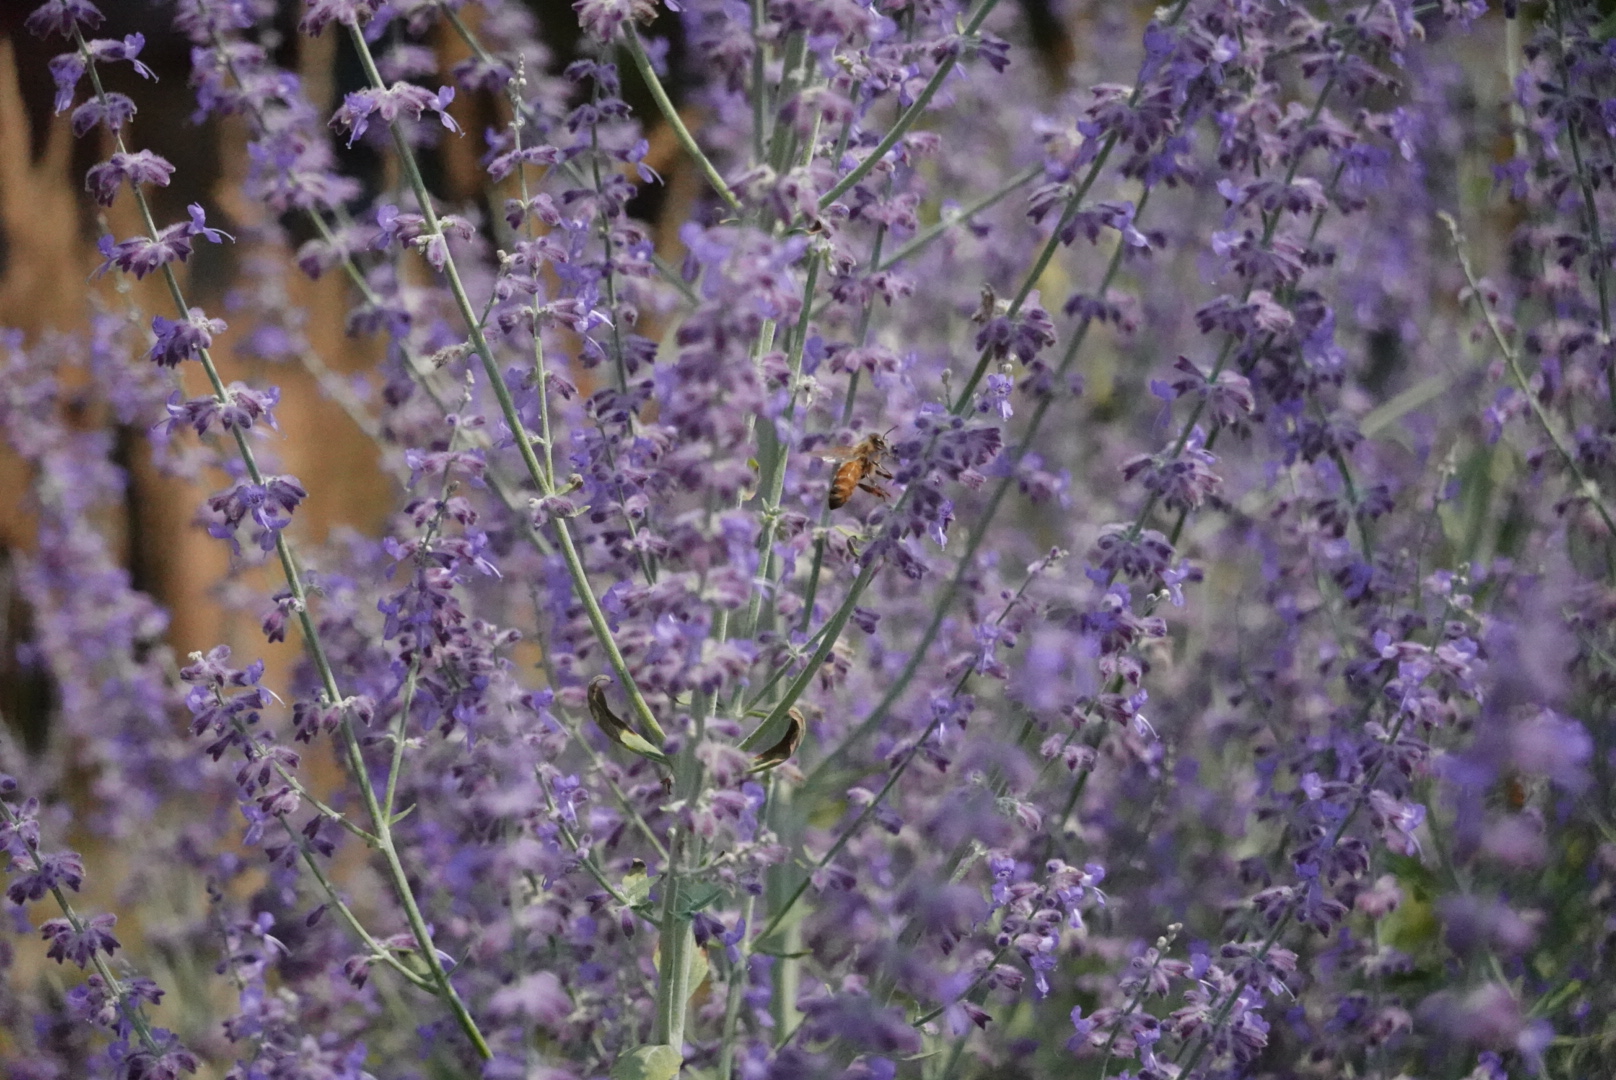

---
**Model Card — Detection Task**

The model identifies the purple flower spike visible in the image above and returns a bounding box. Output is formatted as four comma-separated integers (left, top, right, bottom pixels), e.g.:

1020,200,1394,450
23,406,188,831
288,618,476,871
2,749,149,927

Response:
97,208,231,280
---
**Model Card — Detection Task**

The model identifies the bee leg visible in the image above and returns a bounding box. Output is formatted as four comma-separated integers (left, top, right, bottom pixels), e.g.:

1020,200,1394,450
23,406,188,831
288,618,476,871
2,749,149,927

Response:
873,464,894,480
859,481,891,500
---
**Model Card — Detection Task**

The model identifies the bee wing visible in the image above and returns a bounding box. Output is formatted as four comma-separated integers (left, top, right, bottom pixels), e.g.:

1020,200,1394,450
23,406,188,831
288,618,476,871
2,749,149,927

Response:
815,444,861,461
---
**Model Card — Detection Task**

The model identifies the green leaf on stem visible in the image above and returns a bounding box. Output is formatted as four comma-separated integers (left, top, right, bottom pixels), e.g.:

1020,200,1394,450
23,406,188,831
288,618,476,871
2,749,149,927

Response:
620,859,653,907
589,675,671,766
610,1044,682,1080
677,882,722,916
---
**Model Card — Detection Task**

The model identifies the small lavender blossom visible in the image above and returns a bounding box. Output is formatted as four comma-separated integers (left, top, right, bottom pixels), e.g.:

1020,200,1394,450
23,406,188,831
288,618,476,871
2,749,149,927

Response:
329,83,461,146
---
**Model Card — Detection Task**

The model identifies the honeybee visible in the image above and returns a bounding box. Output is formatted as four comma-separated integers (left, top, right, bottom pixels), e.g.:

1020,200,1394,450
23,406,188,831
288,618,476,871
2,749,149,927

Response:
823,432,894,509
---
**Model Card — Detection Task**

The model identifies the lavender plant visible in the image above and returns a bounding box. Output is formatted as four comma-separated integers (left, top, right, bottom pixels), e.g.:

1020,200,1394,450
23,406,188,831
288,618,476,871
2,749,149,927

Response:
2,0,1613,1077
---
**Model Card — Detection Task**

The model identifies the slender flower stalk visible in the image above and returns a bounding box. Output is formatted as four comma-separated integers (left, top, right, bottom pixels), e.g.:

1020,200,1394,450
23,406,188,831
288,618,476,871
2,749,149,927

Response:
69,16,493,1060
343,22,667,748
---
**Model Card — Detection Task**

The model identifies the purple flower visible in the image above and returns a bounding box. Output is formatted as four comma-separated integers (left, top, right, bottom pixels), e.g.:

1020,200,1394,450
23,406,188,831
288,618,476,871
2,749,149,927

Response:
973,295,1057,365
798,993,922,1055
164,384,280,436
83,33,154,80
573,0,659,42
70,91,136,136
147,308,225,367
97,205,232,280
1119,427,1222,511
48,51,85,112
178,644,264,690
113,1030,200,1080
9,2,1616,1077
298,0,379,35
24,0,103,39
1508,708,1592,791
84,150,175,206
1091,525,1174,583
487,971,573,1031
205,475,308,555
40,912,119,967
330,83,461,146
7,849,86,904
1164,354,1255,433
487,142,564,182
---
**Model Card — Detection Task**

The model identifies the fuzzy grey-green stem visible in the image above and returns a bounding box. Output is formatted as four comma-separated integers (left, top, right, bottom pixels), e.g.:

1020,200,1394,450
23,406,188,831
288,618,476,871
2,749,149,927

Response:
946,0,1211,413
946,126,1118,413
806,164,1039,325
739,554,881,751
652,834,696,1055
752,679,958,945
1173,705,1412,1075
1552,1,1612,353
289,821,436,992
716,887,759,1080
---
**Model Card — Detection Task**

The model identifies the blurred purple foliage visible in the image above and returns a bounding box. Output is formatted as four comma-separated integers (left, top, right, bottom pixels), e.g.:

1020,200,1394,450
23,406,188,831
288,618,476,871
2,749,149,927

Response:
1,0,1615,1078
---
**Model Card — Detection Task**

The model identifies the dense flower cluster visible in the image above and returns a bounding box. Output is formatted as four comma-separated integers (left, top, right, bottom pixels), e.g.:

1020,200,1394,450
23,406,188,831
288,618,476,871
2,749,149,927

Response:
1,0,1612,1078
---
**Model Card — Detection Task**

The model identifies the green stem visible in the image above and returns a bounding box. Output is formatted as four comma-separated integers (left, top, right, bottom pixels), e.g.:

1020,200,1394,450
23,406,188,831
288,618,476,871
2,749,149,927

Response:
289,822,435,992
653,837,696,1050
716,888,759,1080
877,164,1041,273
766,32,807,176
1443,213,1616,539
909,944,1010,1028
1552,2,1612,345
793,224,885,641
749,0,769,162
947,117,1118,412
624,28,742,214
1173,704,1409,1074
752,681,956,947
806,166,1037,324
740,253,822,643
210,27,562,566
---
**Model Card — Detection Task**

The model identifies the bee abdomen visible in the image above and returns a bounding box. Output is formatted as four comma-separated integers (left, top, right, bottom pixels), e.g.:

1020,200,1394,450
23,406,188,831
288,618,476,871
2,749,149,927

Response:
828,463,858,508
